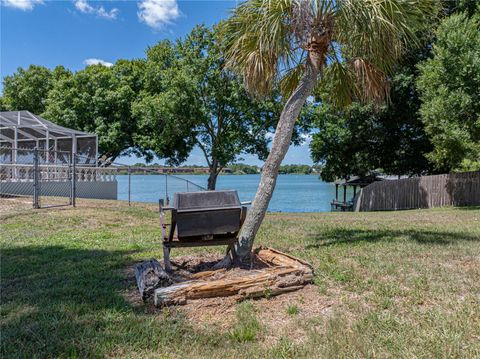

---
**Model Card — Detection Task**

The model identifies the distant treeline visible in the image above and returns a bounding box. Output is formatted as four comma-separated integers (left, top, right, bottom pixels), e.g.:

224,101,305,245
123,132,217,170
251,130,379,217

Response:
229,163,321,175
118,163,320,175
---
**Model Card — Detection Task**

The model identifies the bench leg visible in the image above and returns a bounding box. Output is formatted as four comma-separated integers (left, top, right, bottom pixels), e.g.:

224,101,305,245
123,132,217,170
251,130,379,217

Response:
163,245,172,272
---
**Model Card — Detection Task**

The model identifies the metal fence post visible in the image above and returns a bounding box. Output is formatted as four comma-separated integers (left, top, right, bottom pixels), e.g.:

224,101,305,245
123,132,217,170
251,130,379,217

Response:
128,166,131,206
71,153,76,207
33,148,39,209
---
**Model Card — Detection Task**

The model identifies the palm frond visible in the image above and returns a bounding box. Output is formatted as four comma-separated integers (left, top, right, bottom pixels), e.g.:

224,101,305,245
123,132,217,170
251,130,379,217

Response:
351,58,390,104
223,0,294,97
224,0,438,103
332,0,439,104
279,62,304,98
320,61,356,108
338,0,439,70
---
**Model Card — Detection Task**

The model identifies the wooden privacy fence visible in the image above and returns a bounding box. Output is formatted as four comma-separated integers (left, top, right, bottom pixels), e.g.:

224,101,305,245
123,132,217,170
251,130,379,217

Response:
354,171,480,211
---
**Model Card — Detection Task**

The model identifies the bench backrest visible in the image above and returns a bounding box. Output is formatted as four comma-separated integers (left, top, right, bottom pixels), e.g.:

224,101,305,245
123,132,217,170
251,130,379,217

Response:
173,190,242,238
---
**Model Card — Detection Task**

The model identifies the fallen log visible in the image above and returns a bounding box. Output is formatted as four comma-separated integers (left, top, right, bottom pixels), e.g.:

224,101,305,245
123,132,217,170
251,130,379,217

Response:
135,259,172,301
154,247,313,307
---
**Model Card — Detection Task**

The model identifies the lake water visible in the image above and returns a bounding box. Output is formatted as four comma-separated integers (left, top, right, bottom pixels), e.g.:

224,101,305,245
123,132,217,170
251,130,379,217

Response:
117,174,350,212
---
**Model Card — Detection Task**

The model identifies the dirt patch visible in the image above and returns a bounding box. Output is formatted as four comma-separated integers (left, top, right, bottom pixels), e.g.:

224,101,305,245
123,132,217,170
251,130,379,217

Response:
125,249,332,343
0,197,34,217
181,283,332,330
163,251,274,283
124,282,333,347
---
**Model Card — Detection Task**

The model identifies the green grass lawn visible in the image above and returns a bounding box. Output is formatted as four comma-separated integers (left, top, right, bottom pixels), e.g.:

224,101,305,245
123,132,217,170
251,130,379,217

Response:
1,201,479,358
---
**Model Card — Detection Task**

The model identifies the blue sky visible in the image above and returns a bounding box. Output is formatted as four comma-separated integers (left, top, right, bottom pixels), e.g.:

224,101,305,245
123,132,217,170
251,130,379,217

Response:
1,0,313,166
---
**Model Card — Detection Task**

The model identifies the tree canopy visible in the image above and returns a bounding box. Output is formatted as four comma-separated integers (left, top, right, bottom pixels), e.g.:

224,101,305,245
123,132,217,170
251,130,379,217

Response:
134,25,306,189
311,48,436,181
417,9,480,171
1,25,309,176
1,0,476,185
43,59,147,163
310,2,480,181
2,65,70,114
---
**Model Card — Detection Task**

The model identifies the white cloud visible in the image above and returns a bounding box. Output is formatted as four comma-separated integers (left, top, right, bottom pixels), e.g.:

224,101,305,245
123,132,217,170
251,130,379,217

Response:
137,0,180,29
84,58,114,67
2,0,43,10
74,0,118,20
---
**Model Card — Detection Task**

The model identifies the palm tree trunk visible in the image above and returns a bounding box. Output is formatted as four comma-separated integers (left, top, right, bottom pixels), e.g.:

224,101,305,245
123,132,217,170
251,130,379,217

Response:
234,56,320,261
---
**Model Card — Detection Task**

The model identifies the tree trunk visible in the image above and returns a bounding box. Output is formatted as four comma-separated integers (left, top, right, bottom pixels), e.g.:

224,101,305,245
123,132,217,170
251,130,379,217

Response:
98,151,120,167
234,55,321,261
207,160,219,190
135,258,172,301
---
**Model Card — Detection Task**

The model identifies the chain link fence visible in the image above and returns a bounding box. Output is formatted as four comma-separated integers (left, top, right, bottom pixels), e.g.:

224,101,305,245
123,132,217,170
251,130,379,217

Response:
37,148,74,209
1,147,207,217
1,146,38,214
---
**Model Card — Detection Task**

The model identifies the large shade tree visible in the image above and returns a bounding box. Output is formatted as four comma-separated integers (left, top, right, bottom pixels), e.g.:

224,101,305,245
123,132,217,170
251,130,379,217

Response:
310,51,436,181
134,25,307,190
417,9,480,171
311,0,479,180
44,60,147,164
223,0,438,263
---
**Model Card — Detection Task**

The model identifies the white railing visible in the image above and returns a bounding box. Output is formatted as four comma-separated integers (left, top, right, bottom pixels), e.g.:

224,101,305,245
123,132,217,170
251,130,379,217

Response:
0,164,118,182
76,166,117,182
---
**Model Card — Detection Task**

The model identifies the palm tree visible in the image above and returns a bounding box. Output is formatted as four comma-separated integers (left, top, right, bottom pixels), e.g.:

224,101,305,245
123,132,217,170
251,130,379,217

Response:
223,0,438,262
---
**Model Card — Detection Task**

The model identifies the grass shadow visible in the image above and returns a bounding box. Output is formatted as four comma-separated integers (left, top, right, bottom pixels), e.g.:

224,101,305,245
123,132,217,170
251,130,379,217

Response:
305,228,480,249
452,205,480,211
0,245,221,358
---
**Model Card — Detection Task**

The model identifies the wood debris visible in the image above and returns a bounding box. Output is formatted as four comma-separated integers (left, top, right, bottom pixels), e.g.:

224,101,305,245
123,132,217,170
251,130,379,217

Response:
153,247,314,307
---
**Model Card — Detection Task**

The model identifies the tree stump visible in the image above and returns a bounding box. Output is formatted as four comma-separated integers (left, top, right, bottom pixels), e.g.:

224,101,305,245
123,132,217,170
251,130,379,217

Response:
135,259,172,301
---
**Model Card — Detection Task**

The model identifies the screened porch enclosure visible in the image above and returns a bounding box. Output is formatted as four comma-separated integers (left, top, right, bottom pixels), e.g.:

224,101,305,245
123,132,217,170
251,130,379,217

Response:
0,110,97,165
0,111,118,202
